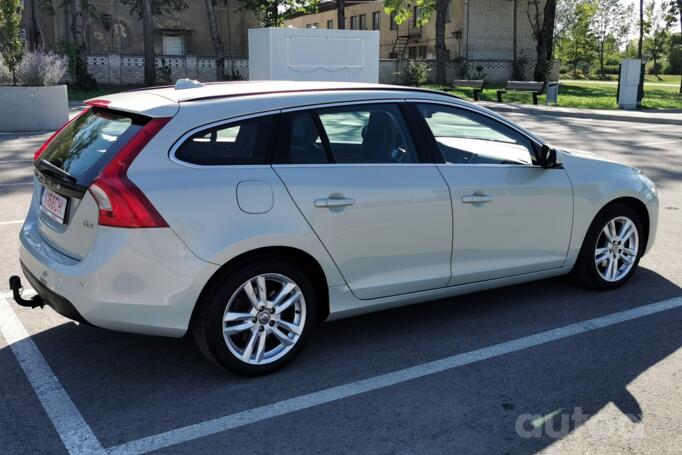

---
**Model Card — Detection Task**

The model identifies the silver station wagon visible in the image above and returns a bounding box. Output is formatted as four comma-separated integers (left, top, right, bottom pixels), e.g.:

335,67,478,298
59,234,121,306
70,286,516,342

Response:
10,81,658,374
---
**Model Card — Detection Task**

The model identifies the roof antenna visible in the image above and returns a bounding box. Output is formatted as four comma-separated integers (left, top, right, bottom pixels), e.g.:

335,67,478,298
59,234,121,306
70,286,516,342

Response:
175,79,205,90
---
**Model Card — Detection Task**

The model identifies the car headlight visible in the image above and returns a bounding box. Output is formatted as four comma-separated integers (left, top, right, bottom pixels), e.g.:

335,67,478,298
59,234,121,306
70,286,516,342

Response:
636,171,657,196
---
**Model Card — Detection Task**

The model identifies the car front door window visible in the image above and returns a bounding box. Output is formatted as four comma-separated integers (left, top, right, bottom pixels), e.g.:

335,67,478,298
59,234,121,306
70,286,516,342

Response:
416,104,536,166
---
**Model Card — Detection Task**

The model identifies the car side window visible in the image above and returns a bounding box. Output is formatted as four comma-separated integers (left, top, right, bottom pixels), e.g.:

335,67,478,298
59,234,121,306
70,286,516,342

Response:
415,104,536,165
273,111,329,164
317,104,419,164
175,115,274,165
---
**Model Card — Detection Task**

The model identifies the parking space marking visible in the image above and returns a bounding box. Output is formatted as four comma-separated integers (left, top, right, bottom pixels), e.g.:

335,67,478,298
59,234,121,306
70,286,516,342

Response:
107,296,682,455
0,182,33,187
0,220,24,225
0,295,105,455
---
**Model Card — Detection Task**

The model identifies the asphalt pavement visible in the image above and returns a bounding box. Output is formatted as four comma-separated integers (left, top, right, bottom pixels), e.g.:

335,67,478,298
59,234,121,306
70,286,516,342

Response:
1,104,681,454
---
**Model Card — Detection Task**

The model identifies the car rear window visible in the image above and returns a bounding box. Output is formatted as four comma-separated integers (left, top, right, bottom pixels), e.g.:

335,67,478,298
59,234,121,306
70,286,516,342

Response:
38,108,144,186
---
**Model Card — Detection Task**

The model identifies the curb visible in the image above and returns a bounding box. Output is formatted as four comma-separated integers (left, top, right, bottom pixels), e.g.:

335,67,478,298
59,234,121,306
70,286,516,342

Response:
479,102,682,125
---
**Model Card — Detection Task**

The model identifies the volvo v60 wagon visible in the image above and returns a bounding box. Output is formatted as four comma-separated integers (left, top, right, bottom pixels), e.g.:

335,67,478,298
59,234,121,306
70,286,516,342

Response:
11,81,658,374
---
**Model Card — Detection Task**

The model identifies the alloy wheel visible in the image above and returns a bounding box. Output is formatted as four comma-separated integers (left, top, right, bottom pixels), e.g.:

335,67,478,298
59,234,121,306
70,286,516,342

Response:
222,273,306,365
594,216,639,282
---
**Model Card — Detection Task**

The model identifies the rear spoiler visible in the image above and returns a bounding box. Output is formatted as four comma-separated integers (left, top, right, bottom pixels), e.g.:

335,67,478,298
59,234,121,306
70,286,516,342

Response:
84,92,179,118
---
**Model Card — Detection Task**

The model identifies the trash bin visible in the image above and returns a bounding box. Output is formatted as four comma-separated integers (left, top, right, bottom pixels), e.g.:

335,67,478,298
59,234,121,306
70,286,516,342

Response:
546,82,559,105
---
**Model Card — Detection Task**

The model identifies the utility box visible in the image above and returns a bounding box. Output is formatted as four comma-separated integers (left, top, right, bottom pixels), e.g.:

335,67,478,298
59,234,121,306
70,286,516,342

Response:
617,59,643,110
248,27,379,83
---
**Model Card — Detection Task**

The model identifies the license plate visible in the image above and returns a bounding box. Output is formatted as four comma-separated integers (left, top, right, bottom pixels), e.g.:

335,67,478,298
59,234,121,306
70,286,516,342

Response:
40,187,68,223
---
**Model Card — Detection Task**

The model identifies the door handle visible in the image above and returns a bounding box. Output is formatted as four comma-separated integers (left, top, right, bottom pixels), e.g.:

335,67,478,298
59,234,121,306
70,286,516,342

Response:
461,194,493,204
314,197,356,208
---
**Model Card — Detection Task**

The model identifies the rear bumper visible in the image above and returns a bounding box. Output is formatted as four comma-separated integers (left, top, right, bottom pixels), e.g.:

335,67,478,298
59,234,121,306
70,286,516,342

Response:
19,213,219,337
20,262,89,324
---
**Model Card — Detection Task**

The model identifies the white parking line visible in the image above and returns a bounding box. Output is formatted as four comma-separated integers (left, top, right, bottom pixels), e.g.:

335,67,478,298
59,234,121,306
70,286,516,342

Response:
0,220,24,226
107,296,682,455
2,287,681,455
0,295,105,454
0,182,32,187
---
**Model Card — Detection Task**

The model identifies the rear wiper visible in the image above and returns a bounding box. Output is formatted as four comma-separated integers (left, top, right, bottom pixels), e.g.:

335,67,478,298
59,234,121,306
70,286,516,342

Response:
36,159,78,184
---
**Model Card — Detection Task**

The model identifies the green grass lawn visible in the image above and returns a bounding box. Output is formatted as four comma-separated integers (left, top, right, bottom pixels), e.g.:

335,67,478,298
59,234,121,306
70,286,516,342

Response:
560,74,681,85
430,80,682,110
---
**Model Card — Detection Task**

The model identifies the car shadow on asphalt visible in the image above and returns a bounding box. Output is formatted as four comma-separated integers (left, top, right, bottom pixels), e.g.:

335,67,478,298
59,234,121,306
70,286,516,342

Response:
4,267,681,452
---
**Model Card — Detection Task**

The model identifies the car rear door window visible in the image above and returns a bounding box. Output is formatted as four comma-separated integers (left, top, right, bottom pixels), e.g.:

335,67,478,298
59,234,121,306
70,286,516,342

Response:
272,111,329,164
415,104,536,165
175,115,274,165
317,104,418,164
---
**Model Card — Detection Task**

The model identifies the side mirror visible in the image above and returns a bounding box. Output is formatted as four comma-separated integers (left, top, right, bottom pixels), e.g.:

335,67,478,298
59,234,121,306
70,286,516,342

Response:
539,144,557,168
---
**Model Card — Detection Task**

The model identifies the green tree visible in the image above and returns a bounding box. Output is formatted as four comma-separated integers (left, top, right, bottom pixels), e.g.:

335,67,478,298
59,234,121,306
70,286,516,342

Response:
243,0,319,27
664,0,681,92
383,0,449,84
643,0,671,76
526,0,558,81
555,0,597,75
0,0,24,85
120,0,189,86
592,0,632,76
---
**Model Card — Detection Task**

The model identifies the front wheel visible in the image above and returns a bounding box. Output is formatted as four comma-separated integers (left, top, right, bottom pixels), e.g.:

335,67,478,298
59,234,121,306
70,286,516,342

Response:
573,203,643,290
192,258,317,375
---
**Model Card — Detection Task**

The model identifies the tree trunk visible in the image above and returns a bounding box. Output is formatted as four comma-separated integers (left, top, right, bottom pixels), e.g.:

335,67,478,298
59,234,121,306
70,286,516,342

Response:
337,0,345,29
70,0,88,83
638,0,643,58
226,0,235,77
434,0,448,84
533,0,556,82
141,0,156,86
204,0,224,80
268,1,278,26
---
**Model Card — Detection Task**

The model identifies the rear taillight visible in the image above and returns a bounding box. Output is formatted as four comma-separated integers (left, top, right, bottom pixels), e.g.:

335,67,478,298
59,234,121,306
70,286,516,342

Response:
34,107,92,161
89,117,171,228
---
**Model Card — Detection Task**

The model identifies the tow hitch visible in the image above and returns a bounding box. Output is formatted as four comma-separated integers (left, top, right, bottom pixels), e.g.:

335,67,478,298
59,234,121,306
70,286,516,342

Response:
8,276,45,308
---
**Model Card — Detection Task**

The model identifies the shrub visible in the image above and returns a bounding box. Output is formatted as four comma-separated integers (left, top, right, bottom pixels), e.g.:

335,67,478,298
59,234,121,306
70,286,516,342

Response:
17,50,68,86
512,54,528,80
402,59,431,86
225,68,244,81
0,57,11,83
156,58,172,84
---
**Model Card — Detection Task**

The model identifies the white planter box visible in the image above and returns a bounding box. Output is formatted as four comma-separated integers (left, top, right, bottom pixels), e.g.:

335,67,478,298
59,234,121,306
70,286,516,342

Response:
248,28,379,83
0,85,68,132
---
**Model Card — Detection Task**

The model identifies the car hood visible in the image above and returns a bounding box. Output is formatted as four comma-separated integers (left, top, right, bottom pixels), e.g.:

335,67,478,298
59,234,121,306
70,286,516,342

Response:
558,148,637,175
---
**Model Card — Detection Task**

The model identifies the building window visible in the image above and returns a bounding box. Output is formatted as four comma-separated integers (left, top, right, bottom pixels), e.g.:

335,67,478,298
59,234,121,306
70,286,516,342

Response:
446,2,451,23
413,6,421,27
358,14,366,30
350,15,357,30
390,12,397,30
372,11,380,30
408,46,417,59
419,46,427,59
305,24,312,28
327,19,333,29
162,34,184,56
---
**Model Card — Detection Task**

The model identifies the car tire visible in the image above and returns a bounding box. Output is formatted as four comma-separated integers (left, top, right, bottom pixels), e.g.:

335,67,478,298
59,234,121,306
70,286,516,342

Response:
192,257,317,375
573,203,644,290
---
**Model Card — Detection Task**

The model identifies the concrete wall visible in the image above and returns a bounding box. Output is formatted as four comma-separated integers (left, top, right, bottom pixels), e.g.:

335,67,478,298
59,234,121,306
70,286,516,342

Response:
86,56,558,85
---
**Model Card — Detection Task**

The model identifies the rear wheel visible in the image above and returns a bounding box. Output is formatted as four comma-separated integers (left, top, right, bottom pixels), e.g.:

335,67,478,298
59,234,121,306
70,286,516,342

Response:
192,258,317,375
573,203,643,290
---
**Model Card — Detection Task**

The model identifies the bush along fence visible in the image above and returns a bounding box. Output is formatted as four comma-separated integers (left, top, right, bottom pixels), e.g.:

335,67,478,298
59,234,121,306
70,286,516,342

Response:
84,55,560,86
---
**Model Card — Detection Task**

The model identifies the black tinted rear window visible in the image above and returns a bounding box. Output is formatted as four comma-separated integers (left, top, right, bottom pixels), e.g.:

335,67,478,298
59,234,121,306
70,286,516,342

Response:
39,108,143,186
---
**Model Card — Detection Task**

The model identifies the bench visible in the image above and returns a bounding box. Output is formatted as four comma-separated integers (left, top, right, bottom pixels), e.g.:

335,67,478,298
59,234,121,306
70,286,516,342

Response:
497,81,546,105
448,79,485,101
